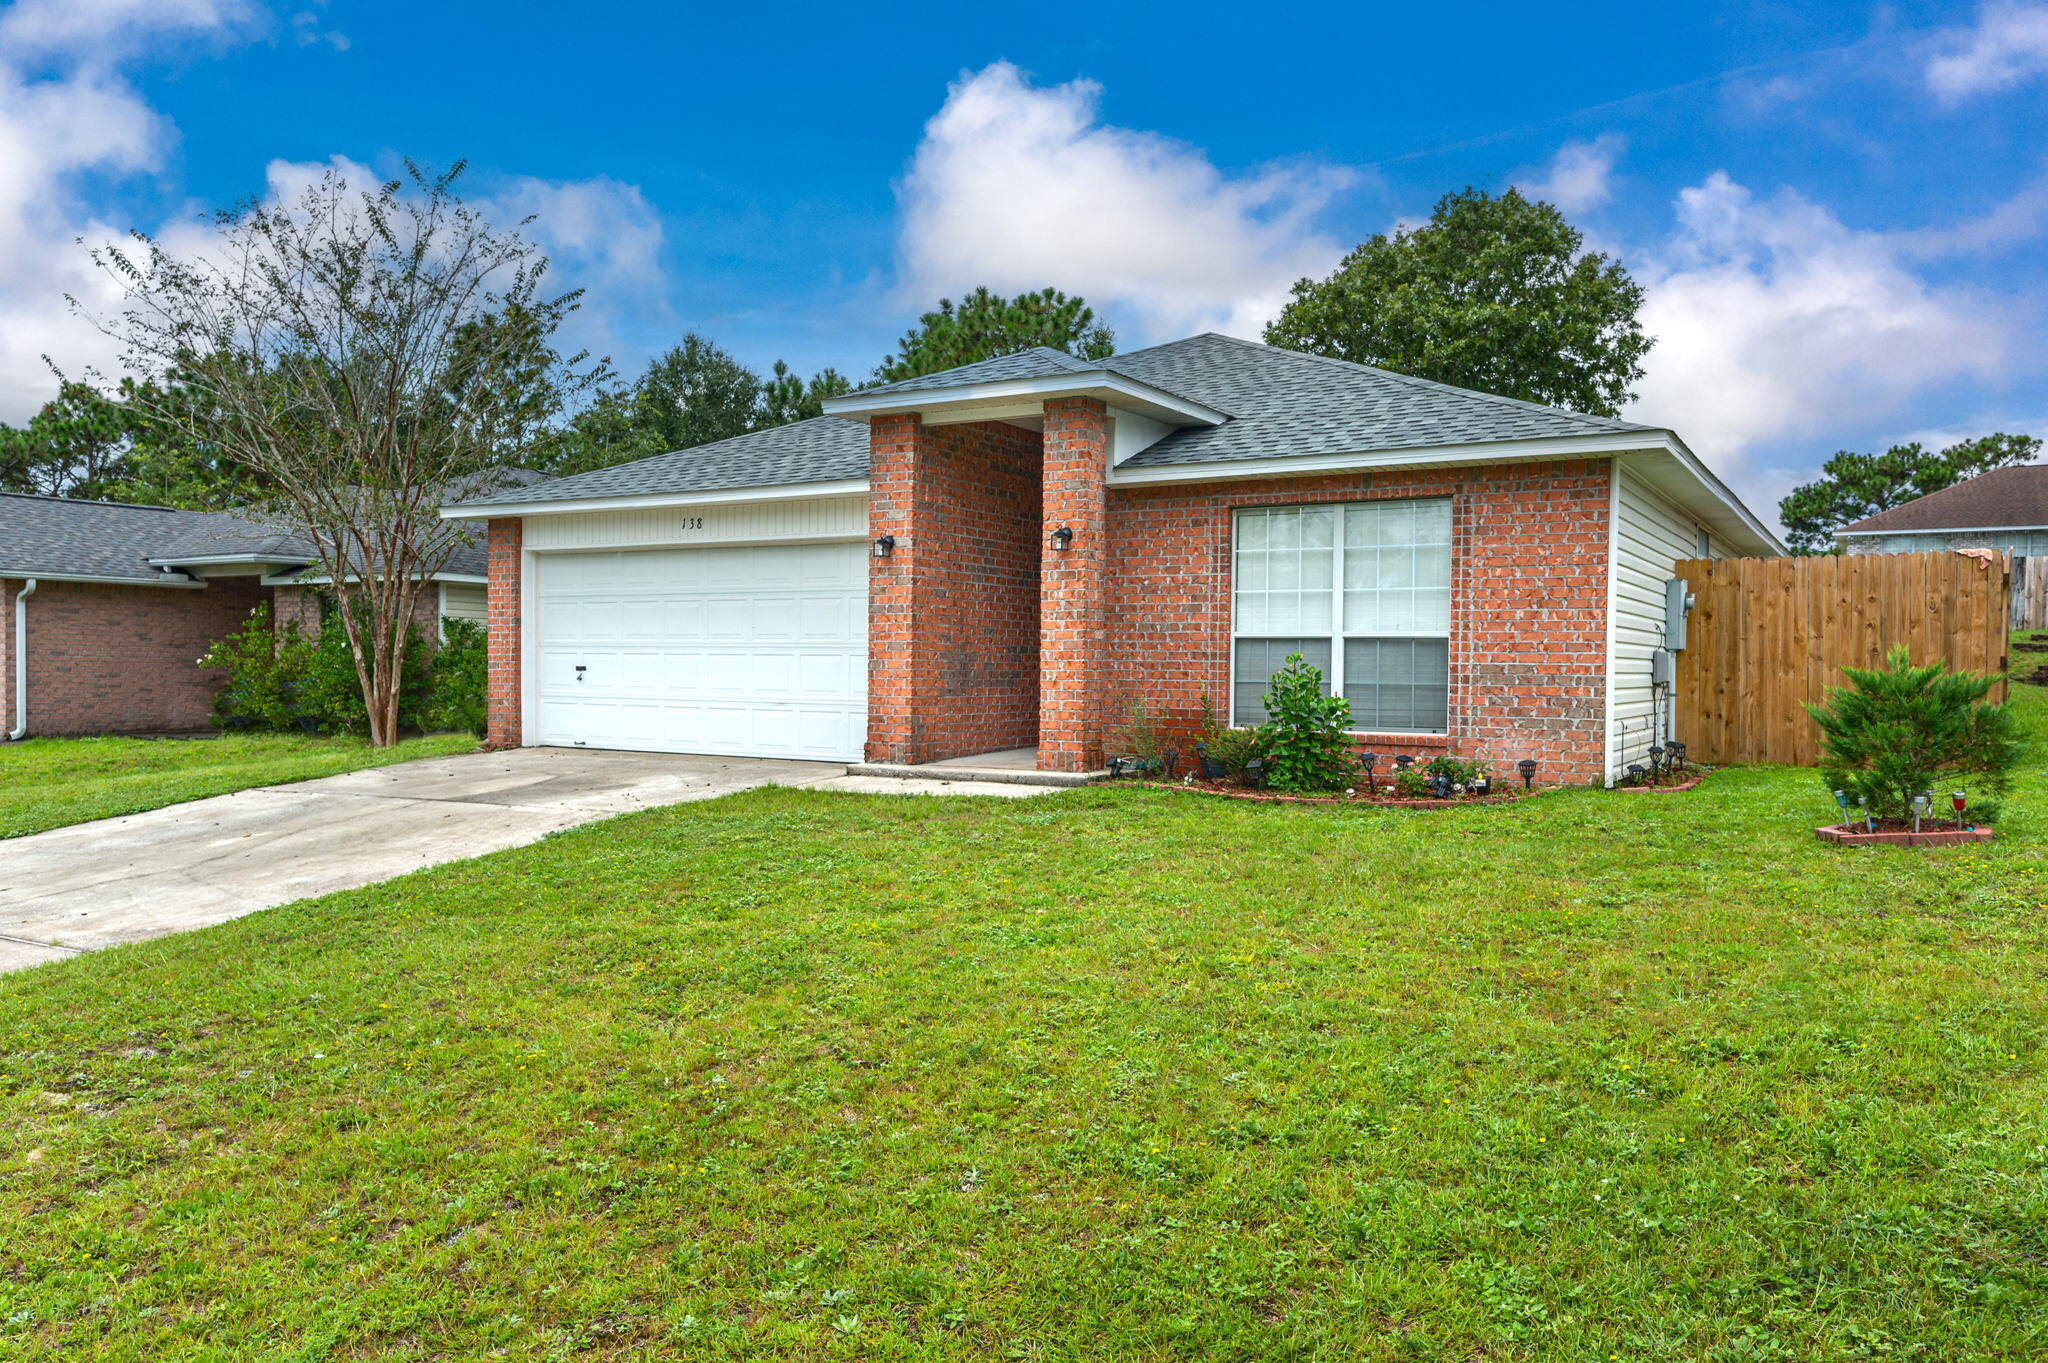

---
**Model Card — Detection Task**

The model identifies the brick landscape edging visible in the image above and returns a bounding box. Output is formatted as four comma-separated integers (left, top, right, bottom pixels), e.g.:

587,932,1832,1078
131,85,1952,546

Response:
1814,823,1994,847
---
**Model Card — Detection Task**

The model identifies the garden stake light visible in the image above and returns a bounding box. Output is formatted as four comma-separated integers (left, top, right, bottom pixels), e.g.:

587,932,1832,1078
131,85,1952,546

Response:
1952,791,1968,829
1833,789,1851,825
1517,758,1537,790
1359,751,1377,796
1648,744,1665,784
1910,792,1929,835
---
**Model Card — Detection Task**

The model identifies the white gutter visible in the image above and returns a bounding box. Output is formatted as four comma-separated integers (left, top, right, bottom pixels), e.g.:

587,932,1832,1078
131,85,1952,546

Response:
439,476,870,521
8,578,36,741
0,568,203,589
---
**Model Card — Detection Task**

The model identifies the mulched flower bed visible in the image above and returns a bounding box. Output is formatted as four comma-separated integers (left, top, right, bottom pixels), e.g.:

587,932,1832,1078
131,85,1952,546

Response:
1815,820,1993,847
1129,780,1531,809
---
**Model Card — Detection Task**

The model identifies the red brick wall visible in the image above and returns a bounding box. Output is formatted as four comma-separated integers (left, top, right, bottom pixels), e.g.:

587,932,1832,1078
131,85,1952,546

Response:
0,576,270,737
866,415,1043,764
484,518,523,749
1101,458,1614,784
1038,398,1110,772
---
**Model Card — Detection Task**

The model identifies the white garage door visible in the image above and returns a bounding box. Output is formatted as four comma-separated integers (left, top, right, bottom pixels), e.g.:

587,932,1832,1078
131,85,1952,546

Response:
532,541,867,761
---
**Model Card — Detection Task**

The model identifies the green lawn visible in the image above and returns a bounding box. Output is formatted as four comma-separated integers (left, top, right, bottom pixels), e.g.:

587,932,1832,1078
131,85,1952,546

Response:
2,695,2045,1360
0,731,479,839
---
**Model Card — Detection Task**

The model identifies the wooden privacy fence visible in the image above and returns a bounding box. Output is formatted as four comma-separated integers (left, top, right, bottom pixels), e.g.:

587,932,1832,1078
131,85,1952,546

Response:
2015,556,2048,630
1672,551,2010,767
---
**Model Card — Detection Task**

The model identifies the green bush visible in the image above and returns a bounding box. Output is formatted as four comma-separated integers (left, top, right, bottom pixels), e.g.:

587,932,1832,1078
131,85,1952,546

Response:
426,618,488,736
1805,644,2022,821
1258,653,1354,793
202,599,468,737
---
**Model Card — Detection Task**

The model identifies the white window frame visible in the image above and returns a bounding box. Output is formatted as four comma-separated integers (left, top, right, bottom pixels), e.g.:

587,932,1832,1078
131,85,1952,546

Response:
1227,498,1453,735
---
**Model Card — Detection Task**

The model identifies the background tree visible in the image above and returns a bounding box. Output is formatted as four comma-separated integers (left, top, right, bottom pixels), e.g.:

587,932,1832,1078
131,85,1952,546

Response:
546,341,851,477
1264,187,1651,416
1777,433,2041,555
876,286,1115,383
80,160,604,746
0,380,136,499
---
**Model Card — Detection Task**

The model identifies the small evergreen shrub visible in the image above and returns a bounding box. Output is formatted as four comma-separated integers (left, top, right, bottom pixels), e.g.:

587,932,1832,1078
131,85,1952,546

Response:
1258,653,1354,793
1805,644,2021,822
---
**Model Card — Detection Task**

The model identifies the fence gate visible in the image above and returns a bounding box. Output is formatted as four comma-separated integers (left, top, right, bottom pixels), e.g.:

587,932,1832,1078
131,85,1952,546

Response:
2015,557,2048,631
1671,551,2011,767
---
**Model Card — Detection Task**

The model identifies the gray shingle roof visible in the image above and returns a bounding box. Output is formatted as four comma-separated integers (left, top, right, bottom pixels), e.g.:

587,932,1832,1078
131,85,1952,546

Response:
451,416,870,508
450,335,1661,512
0,494,219,582
1108,334,1655,468
1838,464,2048,534
857,346,1097,396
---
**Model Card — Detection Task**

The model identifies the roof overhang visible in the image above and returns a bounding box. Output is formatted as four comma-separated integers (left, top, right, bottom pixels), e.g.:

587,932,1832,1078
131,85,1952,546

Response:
1109,429,1785,557
265,569,490,587
822,370,1228,429
1837,523,2048,538
0,568,205,588
144,552,309,570
440,476,870,522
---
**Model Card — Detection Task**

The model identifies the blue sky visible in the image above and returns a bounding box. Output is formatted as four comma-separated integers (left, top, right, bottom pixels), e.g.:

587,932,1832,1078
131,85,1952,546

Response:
3,0,2045,525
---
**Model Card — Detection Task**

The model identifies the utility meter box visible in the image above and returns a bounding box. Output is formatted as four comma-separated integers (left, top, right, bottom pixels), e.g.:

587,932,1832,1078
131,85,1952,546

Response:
1651,648,1676,687
1664,577,1695,649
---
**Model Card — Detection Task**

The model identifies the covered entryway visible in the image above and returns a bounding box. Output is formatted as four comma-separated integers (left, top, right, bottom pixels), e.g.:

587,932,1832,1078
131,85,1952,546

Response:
532,541,867,761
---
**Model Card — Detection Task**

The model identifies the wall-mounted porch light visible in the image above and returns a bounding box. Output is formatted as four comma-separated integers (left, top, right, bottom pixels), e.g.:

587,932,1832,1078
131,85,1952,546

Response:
872,534,895,559
1049,525,1075,552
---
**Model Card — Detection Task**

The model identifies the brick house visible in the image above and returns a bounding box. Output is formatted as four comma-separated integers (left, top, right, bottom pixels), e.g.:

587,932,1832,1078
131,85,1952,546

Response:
444,335,1782,785
1,494,492,738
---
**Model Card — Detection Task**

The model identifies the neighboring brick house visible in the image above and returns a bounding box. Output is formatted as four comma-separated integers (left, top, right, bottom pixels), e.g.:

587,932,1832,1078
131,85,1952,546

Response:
1834,464,2048,557
444,334,1782,785
0,494,495,738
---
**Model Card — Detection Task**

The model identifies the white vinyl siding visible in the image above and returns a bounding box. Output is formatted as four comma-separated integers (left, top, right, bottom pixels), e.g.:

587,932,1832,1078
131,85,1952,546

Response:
1231,500,1451,732
439,582,486,625
1608,461,1708,780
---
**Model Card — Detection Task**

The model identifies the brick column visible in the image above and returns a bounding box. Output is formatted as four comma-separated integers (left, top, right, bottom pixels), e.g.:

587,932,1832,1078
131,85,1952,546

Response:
484,517,523,749
1038,397,1109,771
865,413,921,762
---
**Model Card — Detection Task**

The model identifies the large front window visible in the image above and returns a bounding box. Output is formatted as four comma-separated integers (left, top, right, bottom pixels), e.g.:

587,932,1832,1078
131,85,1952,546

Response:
1231,500,1451,732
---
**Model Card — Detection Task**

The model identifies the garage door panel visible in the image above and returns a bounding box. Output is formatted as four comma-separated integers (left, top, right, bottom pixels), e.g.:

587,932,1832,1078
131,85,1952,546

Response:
534,542,866,761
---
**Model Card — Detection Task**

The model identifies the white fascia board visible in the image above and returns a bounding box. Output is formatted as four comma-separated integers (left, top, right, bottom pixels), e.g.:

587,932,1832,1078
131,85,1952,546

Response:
0,568,204,588
823,371,1228,428
142,552,305,569
1838,524,2048,538
439,477,870,521
1622,437,1785,557
261,570,489,587
1106,430,1654,486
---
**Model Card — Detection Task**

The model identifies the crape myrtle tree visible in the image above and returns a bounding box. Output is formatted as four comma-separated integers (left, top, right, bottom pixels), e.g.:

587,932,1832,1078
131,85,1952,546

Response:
79,160,604,746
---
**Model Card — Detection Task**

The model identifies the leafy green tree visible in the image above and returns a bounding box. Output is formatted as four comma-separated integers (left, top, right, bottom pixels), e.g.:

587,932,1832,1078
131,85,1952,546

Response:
1777,433,2041,555
876,286,1115,383
1265,187,1651,416
0,381,136,498
1806,645,2020,822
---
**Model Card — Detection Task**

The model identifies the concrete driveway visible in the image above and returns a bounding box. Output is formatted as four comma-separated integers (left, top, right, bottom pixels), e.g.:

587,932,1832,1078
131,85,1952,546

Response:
0,747,873,974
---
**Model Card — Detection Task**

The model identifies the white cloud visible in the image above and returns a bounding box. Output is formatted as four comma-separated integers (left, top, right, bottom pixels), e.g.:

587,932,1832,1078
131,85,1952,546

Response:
1926,2,2048,103
1628,172,2017,506
0,14,668,423
1517,135,1626,214
895,62,1352,341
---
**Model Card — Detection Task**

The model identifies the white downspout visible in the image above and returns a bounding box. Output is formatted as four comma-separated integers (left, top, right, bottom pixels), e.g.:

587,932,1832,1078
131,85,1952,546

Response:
8,578,37,741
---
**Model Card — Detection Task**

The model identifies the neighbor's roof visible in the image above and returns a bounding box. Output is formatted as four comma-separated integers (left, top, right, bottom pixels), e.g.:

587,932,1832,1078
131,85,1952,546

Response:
1838,464,2048,535
0,493,209,583
1,473,545,583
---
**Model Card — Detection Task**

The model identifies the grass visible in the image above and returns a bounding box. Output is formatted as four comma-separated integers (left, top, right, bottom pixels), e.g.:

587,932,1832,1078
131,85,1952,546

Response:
0,731,480,839
1,694,2045,1360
